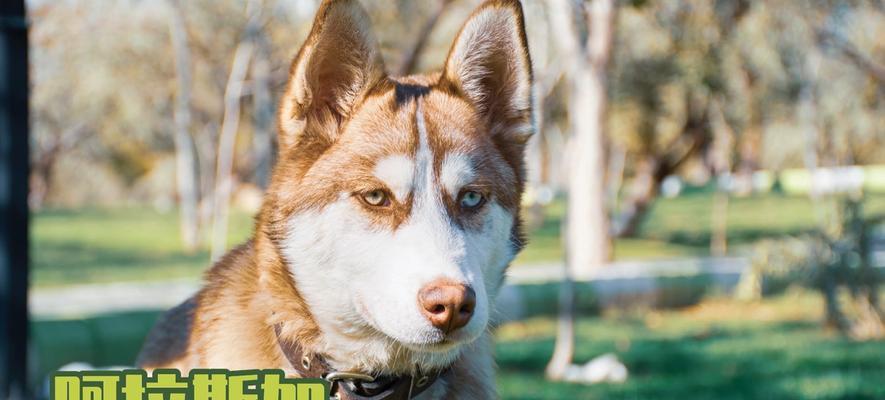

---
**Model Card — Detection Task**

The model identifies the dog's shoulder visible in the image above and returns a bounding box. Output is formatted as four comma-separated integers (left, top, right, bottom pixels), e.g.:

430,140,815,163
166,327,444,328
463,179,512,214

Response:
202,240,257,287
137,241,259,369
136,295,198,369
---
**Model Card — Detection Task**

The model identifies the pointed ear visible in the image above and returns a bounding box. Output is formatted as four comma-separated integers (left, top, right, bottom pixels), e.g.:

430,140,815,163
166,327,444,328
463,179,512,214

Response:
278,0,386,149
442,0,533,144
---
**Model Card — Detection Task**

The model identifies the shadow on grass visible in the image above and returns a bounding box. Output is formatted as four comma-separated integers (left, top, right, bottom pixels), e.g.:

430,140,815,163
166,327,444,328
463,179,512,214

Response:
530,201,819,255
651,228,818,249
496,319,885,400
31,310,163,380
33,240,208,285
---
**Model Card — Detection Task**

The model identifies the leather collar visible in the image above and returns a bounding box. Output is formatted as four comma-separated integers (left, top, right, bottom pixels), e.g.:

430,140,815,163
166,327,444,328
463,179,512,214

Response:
274,324,448,400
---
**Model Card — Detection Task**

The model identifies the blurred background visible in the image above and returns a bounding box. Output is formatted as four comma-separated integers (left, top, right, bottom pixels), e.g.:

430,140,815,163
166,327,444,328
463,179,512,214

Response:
12,0,885,398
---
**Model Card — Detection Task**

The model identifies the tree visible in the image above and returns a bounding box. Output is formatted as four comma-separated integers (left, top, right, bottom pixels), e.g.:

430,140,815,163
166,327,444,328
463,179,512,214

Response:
167,0,202,252
209,0,261,262
816,29,885,85
610,0,751,238
250,30,274,189
546,0,616,381
28,121,88,209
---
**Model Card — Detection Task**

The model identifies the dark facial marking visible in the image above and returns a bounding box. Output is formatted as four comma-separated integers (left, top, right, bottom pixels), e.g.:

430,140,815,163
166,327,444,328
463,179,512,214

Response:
395,83,431,107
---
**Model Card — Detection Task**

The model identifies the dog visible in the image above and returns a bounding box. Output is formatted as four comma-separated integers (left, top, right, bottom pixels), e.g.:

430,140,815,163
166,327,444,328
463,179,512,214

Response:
137,0,532,398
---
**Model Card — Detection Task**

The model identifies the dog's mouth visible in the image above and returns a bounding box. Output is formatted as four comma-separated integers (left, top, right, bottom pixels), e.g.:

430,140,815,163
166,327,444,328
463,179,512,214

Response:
354,297,481,351
401,337,460,353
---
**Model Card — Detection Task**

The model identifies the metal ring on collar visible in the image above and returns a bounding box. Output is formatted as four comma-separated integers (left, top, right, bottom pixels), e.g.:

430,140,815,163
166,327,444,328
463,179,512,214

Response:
325,371,376,383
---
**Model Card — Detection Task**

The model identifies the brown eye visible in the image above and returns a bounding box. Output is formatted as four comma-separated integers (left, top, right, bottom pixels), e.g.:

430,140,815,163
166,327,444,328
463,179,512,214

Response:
459,190,485,210
361,189,389,207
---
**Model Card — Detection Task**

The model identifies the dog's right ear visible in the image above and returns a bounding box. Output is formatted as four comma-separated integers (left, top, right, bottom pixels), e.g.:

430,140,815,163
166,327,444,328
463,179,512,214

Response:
278,0,386,151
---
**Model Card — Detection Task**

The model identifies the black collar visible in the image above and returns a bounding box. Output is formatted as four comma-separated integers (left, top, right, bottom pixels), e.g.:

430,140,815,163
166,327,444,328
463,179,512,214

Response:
274,324,449,400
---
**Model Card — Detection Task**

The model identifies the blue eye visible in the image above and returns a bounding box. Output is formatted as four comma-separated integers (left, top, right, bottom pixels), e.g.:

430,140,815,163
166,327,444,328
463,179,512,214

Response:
361,189,389,207
459,191,485,209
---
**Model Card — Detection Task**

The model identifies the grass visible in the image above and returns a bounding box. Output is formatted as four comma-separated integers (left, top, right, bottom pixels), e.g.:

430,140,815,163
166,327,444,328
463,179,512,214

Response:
30,289,885,399
514,192,885,265
513,200,703,264
494,289,885,399
31,192,885,287
32,208,254,287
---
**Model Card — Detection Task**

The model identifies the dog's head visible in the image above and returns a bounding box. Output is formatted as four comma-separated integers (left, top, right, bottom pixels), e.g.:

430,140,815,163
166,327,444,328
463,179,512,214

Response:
267,0,532,372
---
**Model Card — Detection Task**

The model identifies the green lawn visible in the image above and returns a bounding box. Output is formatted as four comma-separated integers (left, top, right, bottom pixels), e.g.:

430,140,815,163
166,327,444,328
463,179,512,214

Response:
495,289,885,399
514,192,885,264
31,192,885,287
32,208,254,287
31,289,885,399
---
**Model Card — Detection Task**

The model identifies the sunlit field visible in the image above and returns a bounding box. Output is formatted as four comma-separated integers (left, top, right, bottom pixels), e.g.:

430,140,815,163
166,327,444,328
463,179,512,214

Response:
32,208,254,287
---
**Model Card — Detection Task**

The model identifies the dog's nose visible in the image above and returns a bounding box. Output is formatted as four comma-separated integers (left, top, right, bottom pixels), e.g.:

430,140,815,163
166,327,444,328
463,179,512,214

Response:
418,279,476,333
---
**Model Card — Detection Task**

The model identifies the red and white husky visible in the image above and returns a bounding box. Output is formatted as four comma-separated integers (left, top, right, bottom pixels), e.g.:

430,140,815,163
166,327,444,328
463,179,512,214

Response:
138,0,532,398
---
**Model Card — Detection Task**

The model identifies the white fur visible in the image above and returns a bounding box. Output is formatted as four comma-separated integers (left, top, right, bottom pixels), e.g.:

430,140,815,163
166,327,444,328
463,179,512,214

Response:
414,99,432,192
440,153,475,200
279,99,518,376
373,154,415,202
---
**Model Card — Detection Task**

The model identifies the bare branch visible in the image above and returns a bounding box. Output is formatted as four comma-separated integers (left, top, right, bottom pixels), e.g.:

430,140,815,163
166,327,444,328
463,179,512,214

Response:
167,0,202,252
210,0,261,262
817,29,885,84
396,0,454,76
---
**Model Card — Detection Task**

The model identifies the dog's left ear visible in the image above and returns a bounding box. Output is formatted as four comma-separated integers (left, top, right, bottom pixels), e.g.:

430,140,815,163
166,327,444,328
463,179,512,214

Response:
442,0,533,145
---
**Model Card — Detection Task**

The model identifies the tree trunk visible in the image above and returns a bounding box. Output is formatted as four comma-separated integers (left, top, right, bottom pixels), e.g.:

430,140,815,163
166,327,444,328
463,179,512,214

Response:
854,214,884,339
799,49,821,200
251,31,274,189
28,123,88,210
167,0,201,252
709,97,733,257
210,1,259,262
198,122,219,235
546,253,576,379
615,157,658,238
605,143,626,221
821,274,850,332
735,68,761,196
710,191,729,256
568,0,614,276
524,12,559,231
546,0,615,381
615,92,711,238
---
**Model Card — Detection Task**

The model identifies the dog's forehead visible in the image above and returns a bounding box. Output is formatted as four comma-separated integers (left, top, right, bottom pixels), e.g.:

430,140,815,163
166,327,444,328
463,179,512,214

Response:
340,85,487,172
279,82,520,233
338,91,417,157
311,83,521,220
421,90,486,151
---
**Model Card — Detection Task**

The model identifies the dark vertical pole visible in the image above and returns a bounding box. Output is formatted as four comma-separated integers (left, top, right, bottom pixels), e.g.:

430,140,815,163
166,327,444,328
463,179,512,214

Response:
0,0,30,399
